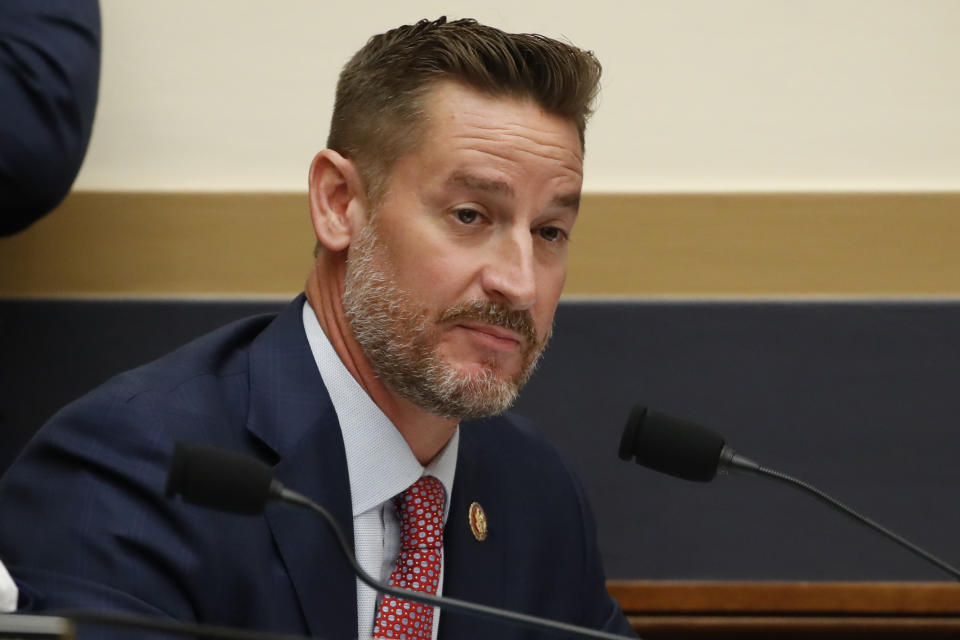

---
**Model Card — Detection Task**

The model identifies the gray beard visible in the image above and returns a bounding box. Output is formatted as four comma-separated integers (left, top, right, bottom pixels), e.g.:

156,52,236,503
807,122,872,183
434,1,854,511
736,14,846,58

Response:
341,220,549,420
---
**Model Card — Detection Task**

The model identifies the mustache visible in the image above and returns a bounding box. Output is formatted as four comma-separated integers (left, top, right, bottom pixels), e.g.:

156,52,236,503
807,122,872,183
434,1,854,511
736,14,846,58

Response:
438,301,540,348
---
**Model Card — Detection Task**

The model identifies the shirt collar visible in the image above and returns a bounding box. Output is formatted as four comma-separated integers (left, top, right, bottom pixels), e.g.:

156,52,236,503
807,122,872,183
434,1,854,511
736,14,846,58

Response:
301,301,458,519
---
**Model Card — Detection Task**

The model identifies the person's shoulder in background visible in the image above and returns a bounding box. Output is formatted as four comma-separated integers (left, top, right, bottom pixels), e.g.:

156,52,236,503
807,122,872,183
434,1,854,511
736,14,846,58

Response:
0,0,101,236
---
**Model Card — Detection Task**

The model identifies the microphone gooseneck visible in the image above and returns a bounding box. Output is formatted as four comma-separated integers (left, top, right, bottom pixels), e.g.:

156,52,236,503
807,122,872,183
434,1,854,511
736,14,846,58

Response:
619,404,960,582
166,442,632,640
748,464,960,581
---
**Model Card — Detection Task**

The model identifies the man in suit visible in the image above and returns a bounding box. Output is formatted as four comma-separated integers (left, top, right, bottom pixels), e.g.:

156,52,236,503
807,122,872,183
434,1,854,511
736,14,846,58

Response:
0,17,634,640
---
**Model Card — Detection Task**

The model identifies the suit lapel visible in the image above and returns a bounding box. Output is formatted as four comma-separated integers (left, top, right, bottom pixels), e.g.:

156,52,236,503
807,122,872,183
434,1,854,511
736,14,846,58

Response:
240,298,517,639
245,296,358,640
440,423,508,639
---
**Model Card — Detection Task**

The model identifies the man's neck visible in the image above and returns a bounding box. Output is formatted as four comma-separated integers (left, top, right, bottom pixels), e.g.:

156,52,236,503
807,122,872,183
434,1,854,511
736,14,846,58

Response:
305,258,458,465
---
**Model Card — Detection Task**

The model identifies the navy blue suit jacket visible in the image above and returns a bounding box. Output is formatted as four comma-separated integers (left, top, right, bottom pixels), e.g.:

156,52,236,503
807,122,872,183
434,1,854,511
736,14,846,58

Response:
0,296,633,639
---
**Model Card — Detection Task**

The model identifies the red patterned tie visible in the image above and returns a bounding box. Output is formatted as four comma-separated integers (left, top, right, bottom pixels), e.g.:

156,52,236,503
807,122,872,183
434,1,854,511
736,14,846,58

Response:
372,476,446,640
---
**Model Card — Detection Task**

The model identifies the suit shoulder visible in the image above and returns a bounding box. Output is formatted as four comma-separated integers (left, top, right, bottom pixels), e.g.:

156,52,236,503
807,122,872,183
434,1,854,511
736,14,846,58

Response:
460,412,584,491
99,312,277,401
24,310,280,459
462,412,559,452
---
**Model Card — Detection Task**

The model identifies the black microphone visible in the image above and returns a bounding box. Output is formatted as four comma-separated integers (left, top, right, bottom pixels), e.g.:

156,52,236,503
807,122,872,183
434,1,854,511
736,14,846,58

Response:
617,406,761,482
166,442,632,640
165,443,281,515
618,404,960,581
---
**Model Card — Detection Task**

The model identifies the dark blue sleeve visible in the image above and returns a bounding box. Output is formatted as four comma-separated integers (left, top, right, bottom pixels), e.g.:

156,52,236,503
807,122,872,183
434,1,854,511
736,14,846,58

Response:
0,0,101,236
561,449,637,637
0,389,200,622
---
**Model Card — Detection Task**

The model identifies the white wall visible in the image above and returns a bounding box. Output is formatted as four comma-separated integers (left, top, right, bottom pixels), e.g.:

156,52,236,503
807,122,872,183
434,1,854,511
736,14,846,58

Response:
76,0,960,193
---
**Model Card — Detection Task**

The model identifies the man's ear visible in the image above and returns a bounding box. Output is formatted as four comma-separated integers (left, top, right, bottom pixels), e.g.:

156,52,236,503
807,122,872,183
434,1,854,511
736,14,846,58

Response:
308,149,368,252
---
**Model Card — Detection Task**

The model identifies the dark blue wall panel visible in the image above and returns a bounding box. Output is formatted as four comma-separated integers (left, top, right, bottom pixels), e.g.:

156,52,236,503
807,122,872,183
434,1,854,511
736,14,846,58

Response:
3,299,959,581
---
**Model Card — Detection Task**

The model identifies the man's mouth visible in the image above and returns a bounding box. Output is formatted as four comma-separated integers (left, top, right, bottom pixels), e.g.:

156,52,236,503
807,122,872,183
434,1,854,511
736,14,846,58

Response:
455,322,525,351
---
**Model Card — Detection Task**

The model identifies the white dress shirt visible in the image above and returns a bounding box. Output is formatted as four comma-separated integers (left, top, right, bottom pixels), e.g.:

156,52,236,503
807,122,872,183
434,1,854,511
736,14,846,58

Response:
0,557,16,612
302,302,458,640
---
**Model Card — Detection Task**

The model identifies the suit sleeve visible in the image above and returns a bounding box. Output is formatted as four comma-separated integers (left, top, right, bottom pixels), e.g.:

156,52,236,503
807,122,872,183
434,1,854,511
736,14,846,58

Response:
0,389,199,624
568,460,638,637
0,0,101,236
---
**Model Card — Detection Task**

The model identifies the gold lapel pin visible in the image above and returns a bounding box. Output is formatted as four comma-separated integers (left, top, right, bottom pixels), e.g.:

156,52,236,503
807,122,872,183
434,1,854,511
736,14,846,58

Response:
468,501,488,541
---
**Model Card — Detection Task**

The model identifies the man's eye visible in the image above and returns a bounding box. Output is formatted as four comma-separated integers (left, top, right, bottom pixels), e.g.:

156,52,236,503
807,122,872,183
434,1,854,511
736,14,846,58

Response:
455,208,480,224
538,226,567,243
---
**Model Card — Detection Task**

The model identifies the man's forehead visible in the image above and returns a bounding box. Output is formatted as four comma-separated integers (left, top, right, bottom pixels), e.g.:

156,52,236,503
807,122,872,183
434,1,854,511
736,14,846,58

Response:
421,81,582,155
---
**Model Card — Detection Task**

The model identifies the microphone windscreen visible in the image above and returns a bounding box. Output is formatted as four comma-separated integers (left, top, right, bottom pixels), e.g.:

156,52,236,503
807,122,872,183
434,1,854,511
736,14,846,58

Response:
619,405,725,482
165,443,274,515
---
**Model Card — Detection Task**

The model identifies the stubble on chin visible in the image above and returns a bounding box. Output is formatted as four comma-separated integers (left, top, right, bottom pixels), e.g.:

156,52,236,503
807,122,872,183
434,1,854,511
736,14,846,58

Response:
342,221,551,420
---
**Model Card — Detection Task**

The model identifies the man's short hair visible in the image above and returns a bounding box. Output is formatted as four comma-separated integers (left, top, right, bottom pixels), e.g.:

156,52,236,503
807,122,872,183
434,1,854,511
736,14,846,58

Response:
327,17,602,205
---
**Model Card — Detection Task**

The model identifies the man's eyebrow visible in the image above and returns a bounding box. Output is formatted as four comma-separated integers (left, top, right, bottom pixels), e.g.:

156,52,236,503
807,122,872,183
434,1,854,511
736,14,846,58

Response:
551,192,580,210
446,171,514,197
446,171,580,210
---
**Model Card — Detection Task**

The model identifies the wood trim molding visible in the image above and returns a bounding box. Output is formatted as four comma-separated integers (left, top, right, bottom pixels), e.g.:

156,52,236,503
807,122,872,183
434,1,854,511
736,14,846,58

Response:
608,581,960,638
623,616,960,638
606,580,960,615
2,191,959,298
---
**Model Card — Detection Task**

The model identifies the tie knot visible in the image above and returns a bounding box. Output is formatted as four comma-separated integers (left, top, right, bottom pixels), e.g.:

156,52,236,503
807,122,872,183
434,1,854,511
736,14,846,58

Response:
396,476,445,551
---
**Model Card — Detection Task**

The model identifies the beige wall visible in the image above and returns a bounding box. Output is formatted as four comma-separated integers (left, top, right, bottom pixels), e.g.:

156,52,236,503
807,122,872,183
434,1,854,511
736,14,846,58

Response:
8,1,959,298
77,0,960,193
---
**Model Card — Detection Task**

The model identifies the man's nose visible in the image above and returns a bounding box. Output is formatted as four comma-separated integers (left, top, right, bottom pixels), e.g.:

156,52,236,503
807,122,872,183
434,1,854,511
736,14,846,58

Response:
480,229,537,310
